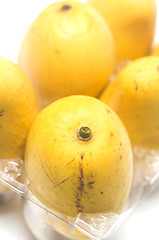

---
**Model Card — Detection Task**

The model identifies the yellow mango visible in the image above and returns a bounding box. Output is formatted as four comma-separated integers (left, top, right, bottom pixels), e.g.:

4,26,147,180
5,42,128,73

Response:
87,0,157,62
151,44,159,56
18,0,115,109
25,95,133,217
0,57,39,159
100,56,159,149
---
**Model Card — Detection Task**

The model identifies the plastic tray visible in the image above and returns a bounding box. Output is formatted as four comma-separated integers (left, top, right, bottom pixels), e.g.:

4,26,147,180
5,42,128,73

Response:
0,147,159,240
0,186,14,203
0,159,20,203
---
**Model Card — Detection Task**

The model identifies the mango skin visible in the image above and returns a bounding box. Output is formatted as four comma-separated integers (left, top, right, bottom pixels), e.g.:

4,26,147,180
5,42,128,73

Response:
0,56,39,159
0,57,39,193
18,0,115,109
87,0,157,62
151,44,159,56
100,56,159,149
25,95,133,217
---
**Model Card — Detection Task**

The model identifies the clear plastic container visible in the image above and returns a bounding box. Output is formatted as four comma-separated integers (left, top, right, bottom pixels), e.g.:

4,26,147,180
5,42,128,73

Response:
0,158,22,203
0,184,14,203
1,147,159,240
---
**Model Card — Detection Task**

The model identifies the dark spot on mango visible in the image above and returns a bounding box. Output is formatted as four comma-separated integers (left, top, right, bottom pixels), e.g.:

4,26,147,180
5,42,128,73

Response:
134,80,138,91
0,110,4,117
53,176,72,188
157,66,159,72
88,181,95,189
81,152,85,160
77,182,84,191
101,192,103,194
75,193,84,212
55,49,60,54
76,156,85,211
64,158,75,167
110,132,114,137
60,4,72,11
88,181,95,185
105,108,111,114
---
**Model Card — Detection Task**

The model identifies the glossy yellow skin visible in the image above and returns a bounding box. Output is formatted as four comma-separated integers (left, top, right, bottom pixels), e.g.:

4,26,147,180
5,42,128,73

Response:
0,57,39,160
18,0,115,109
100,56,159,149
25,95,133,217
87,0,157,62
151,44,159,56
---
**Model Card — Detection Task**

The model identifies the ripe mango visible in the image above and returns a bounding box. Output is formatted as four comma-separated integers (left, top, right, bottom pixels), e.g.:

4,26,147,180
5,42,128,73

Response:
88,0,157,62
100,56,159,149
25,95,133,217
18,0,115,108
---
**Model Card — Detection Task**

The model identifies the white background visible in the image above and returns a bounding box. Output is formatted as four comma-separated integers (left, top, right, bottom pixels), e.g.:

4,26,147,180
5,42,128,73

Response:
0,0,159,240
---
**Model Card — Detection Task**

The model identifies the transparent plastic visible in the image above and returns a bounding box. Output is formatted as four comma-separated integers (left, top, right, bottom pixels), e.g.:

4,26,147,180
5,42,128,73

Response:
0,147,159,240
0,185,14,203
0,158,22,203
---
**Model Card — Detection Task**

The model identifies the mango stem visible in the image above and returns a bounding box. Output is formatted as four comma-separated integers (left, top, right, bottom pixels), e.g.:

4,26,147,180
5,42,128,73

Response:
77,127,92,141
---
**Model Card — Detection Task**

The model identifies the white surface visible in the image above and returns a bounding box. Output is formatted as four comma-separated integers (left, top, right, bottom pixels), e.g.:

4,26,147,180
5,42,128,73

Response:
0,195,36,240
0,0,159,240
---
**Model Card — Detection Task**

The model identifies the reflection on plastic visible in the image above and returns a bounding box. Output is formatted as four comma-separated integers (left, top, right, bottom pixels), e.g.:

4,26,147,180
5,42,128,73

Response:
0,147,159,240
0,158,23,203
74,213,118,240
134,147,159,186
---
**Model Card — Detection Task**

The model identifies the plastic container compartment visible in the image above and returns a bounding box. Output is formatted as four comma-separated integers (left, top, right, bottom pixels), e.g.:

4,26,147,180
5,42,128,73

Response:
0,184,14,203
0,159,21,203
0,147,159,240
